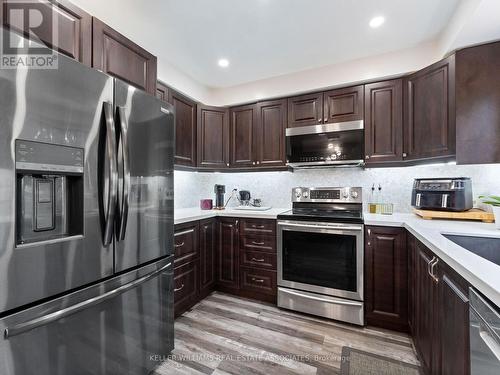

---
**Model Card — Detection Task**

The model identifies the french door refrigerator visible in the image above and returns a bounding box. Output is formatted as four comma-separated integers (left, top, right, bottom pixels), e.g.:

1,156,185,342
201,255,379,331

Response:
0,29,174,375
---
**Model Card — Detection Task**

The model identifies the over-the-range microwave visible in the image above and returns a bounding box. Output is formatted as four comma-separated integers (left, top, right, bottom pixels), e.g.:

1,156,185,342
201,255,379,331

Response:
285,120,364,168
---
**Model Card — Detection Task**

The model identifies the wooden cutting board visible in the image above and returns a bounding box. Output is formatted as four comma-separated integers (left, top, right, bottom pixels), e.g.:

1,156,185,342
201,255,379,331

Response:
413,208,495,223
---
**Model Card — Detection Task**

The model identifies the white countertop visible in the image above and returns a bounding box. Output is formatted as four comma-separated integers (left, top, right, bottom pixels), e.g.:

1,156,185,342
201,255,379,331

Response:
174,207,290,225
365,213,500,307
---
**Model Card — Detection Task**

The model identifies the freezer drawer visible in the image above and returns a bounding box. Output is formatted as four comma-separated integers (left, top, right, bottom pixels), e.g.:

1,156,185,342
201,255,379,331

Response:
0,257,174,375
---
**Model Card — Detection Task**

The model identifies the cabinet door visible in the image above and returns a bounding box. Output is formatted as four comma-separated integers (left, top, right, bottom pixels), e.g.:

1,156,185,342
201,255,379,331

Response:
229,104,257,168
256,99,287,167
170,90,197,167
173,221,199,267
324,85,364,123
414,242,437,374
364,80,403,165
174,259,199,318
216,218,239,293
404,55,455,161
156,81,170,103
287,92,323,128
1,0,91,66
92,18,157,94
365,226,408,332
407,234,416,335
197,105,230,169
199,218,216,297
456,42,500,165
437,263,470,375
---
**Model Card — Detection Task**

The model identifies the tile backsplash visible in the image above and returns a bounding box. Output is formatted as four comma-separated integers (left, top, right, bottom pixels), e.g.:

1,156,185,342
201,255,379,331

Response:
174,163,500,212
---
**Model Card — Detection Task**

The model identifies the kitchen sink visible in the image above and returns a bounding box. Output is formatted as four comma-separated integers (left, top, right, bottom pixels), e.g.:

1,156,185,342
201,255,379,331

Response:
443,234,500,266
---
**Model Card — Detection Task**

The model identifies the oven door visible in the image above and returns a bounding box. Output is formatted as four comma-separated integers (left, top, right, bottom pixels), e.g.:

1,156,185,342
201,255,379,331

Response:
278,220,363,301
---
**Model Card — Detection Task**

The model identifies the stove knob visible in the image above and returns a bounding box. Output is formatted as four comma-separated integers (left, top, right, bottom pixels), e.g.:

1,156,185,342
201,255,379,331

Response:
342,191,349,199
351,191,359,199
295,189,302,199
302,191,309,198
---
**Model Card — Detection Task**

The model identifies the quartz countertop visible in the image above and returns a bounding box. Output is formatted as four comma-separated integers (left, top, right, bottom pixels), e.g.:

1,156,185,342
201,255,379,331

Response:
174,207,290,225
364,212,500,307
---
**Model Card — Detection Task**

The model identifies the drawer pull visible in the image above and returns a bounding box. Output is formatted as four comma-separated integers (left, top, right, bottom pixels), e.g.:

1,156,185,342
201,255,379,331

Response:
251,257,265,262
251,277,265,283
251,241,265,246
174,283,185,292
252,225,266,229
174,242,185,248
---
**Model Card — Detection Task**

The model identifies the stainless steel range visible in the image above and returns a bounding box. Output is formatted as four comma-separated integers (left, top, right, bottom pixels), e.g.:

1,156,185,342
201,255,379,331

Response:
277,187,364,325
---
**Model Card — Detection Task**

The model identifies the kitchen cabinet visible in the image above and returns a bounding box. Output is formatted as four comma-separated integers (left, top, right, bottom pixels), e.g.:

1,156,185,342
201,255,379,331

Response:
323,85,364,123
410,236,470,375
1,0,92,66
364,226,408,332
92,17,157,95
404,55,455,162
197,105,230,169
229,104,258,168
156,81,170,103
256,99,287,167
364,79,403,165
456,41,500,165
216,218,240,293
287,92,324,128
170,90,197,167
199,218,216,298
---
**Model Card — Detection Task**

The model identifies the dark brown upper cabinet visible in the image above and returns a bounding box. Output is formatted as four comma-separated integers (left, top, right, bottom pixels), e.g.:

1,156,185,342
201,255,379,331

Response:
156,81,170,103
456,41,500,165
365,226,408,332
324,85,364,123
170,90,197,167
1,0,91,66
92,17,157,95
404,54,456,162
287,92,324,128
256,99,287,167
229,104,258,168
364,79,403,165
197,105,230,169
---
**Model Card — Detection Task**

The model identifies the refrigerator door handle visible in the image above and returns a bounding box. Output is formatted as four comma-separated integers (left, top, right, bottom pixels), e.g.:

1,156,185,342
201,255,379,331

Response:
4,261,172,339
117,106,130,241
102,101,118,246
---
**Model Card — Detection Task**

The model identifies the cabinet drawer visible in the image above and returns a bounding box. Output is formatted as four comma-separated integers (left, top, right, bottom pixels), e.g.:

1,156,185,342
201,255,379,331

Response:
174,222,199,266
240,235,276,253
240,267,276,295
174,260,198,317
241,250,277,270
240,219,276,236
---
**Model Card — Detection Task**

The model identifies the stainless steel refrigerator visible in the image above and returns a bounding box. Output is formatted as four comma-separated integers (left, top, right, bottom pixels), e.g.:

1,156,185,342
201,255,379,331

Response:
0,29,174,375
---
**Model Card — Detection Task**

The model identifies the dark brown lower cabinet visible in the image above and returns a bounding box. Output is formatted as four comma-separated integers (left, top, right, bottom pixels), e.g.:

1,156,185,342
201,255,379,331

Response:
199,218,216,298
364,226,408,332
410,235,470,375
173,259,199,318
216,218,240,294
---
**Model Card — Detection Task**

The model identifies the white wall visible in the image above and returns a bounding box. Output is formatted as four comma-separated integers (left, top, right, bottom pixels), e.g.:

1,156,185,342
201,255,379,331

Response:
174,164,500,213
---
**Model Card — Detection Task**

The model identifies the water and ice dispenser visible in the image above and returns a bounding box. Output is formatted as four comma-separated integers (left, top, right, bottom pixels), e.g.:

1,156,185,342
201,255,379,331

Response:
16,140,84,245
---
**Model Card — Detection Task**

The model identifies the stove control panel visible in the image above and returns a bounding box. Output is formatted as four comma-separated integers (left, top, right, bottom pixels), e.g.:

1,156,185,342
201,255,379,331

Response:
292,187,362,203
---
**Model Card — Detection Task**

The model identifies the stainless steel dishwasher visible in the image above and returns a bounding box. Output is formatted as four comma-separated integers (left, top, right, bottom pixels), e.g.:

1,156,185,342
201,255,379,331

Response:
470,288,500,374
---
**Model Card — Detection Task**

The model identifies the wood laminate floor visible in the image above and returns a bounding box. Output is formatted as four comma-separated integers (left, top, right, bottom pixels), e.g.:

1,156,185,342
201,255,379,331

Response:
153,292,420,375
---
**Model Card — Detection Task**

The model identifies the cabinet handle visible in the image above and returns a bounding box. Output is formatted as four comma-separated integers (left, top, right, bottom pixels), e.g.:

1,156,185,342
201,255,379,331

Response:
251,277,265,283
365,155,370,160
252,225,265,229
367,242,371,246
256,161,260,165
235,220,239,232
174,283,185,292
226,163,229,167
324,118,328,123
318,118,322,123
252,162,256,165
251,257,265,262
251,241,265,246
367,229,371,236
402,152,407,158
174,242,185,248
430,258,439,283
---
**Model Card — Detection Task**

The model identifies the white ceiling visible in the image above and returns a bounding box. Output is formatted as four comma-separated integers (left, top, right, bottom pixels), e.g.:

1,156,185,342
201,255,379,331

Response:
72,0,462,89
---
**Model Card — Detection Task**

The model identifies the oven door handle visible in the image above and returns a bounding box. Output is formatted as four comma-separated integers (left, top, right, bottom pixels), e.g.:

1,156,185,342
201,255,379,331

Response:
278,222,363,232
281,289,363,307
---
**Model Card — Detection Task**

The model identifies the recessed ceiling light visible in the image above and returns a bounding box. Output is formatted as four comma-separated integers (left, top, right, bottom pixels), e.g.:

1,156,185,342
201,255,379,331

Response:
218,58,229,68
369,16,385,28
